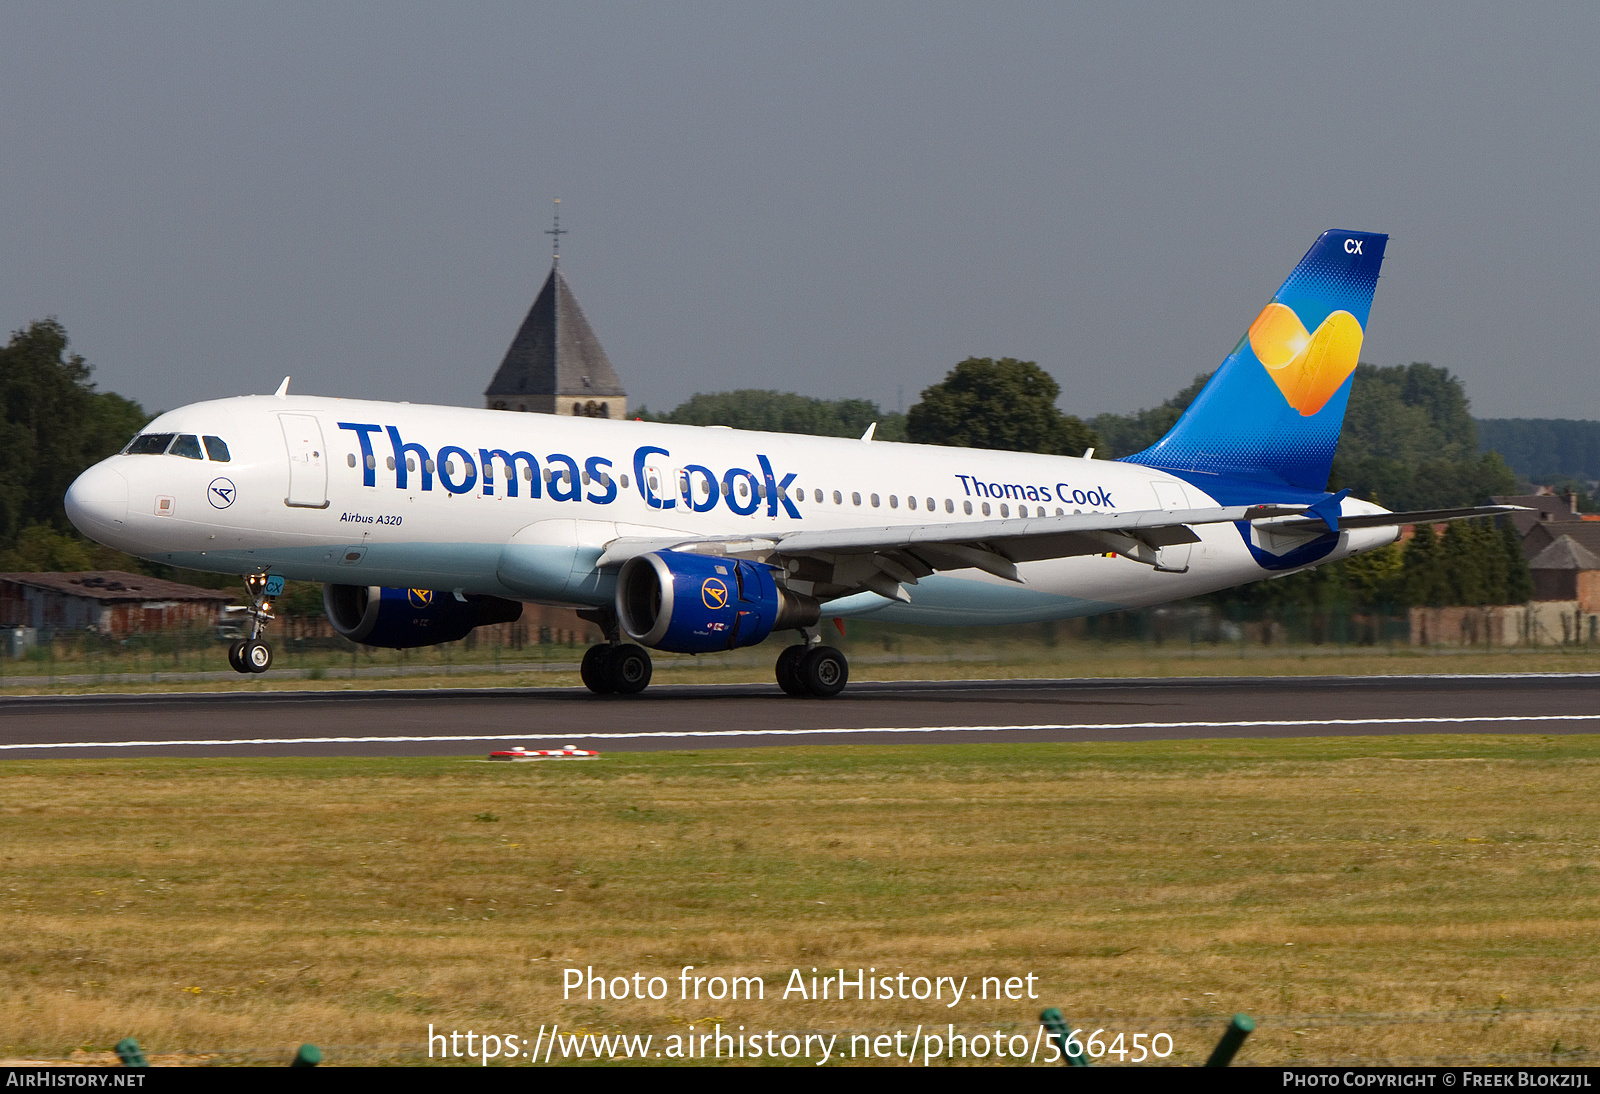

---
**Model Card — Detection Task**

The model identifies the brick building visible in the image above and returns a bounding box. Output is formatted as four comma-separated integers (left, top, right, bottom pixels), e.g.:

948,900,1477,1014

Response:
0,571,235,639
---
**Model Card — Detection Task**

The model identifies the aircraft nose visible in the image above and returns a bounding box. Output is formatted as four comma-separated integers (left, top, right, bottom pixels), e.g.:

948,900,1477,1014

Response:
65,462,129,539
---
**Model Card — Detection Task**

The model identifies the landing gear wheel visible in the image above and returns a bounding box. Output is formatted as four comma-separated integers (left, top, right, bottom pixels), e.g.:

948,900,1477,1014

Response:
775,644,809,696
798,645,848,698
243,640,273,674
605,644,653,695
580,644,615,694
227,640,248,674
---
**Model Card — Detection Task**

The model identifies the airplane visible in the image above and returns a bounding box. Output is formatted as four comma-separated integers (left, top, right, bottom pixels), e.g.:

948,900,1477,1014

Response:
63,229,1517,697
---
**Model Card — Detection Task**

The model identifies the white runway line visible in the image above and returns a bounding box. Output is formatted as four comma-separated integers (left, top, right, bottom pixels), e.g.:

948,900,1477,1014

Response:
4,712,1600,750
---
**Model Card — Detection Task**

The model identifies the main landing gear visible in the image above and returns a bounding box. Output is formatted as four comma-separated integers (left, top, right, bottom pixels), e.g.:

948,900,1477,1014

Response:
228,572,280,675
580,643,654,695
775,635,849,698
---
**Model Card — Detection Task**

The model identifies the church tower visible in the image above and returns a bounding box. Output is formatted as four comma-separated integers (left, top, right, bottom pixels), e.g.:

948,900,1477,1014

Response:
483,263,628,418
485,203,627,417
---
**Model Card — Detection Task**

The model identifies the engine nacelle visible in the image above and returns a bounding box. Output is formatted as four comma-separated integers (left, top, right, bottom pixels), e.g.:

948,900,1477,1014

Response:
615,550,820,654
323,584,523,649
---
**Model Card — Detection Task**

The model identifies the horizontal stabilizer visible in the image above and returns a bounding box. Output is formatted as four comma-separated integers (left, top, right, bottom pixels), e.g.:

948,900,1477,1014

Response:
1259,504,1528,535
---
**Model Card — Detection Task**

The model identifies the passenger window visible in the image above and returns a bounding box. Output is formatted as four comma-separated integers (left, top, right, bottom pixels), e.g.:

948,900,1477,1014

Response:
202,436,231,462
945,499,953,513
621,474,630,489
926,498,934,512
813,489,823,503
963,500,972,515
347,453,357,468
981,502,991,516
999,503,1009,518
889,495,899,509
169,435,204,460
366,454,375,470
125,433,176,455
852,492,861,506
833,490,842,505
871,494,880,508
907,496,917,511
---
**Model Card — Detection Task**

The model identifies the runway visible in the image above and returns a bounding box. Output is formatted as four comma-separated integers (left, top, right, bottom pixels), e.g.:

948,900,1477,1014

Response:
0,673,1596,758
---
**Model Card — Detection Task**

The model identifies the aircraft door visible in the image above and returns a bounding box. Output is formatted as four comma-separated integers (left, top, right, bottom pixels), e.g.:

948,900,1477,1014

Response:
280,414,330,508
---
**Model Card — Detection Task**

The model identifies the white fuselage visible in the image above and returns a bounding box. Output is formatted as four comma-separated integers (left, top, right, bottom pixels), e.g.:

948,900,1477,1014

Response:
65,395,1396,625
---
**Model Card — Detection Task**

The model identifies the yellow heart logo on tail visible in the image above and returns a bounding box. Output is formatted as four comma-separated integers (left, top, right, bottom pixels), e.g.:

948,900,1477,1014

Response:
1248,303,1364,417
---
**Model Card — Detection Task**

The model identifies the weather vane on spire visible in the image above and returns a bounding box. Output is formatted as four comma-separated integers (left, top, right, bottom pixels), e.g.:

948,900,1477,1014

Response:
545,198,567,267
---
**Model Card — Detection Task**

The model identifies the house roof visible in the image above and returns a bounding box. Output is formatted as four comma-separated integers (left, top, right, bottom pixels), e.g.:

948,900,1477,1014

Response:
1519,519,1600,561
1492,494,1583,537
483,265,626,401
0,571,236,602
1528,535,1600,572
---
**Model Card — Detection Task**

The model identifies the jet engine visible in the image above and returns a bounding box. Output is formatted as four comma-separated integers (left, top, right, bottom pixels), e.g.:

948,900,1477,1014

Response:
615,550,819,654
323,584,523,649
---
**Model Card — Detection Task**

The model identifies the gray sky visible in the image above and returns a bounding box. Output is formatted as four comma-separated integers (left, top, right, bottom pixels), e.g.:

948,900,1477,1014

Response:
2,3,1596,422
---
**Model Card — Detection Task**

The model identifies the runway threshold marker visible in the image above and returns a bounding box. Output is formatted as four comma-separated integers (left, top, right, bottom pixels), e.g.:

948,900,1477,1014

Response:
488,744,599,761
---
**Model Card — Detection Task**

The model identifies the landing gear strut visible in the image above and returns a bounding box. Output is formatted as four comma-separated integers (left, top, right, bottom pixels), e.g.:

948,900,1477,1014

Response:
229,572,281,675
775,629,849,698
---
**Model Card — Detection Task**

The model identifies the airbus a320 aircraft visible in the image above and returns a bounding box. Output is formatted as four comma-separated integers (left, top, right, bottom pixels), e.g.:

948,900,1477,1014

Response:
64,230,1513,697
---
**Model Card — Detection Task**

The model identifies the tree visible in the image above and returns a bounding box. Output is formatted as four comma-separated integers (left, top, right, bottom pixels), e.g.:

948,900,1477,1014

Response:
641,390,906,441
1501,519,1534,603
1402,524,1450,607
1090,372,1212,458
0,319,149,548
1329,363,1516,509
905,358,1098,456
1441,520,1489,606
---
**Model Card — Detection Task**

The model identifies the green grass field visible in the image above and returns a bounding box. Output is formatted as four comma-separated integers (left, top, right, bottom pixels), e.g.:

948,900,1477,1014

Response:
4,629,1600,696
3,735,1599,1066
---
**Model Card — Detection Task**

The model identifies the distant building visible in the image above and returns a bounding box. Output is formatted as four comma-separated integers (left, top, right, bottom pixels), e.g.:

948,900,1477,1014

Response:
1493,490,1600,560
1528,535,1600,612
483,263,627,418
0,571,234,639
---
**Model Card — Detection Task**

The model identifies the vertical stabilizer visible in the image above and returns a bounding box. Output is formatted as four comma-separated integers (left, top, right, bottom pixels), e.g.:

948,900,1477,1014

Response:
1126,230,1387,492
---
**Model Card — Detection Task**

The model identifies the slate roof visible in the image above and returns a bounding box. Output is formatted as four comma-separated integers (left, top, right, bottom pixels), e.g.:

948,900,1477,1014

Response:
1519,518,1600,561
0,571,235,602
1528,535,1600,572
483,266,625,403
1492,493,1583,537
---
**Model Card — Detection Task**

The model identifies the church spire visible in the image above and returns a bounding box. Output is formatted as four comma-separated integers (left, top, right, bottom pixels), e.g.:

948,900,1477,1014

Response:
484,204,627,418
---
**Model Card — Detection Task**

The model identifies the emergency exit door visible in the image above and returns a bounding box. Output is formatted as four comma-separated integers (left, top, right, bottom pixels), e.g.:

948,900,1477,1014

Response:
280,414,329,508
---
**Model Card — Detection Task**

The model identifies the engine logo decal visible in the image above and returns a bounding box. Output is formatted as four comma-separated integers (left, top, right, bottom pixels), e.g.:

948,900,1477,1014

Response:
701,577,729,610
407,588,434,608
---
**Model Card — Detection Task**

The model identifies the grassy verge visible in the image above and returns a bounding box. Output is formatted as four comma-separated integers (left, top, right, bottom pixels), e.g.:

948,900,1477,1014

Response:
3,736,1598,1065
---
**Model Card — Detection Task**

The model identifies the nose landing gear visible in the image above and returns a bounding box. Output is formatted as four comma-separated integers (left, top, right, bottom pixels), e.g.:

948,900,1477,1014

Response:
229,572,281,675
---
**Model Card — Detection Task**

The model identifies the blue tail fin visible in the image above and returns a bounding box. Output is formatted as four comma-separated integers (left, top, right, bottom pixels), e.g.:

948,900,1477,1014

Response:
1125,230,1387,493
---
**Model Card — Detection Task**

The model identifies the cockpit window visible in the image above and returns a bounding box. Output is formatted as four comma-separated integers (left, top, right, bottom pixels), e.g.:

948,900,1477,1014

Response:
203,436,231,462
125,433,176,455
169,434,204,460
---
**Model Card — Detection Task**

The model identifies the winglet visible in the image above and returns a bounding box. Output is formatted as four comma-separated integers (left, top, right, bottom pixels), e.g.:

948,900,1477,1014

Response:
860,422,877,443
1305,488,1351,532
274,376,291,398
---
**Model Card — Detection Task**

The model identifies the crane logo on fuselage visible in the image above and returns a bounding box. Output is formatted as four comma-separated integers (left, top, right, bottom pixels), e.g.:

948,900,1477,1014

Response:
208,477,237,509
